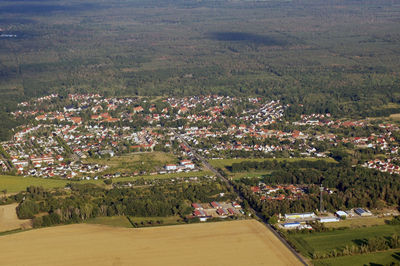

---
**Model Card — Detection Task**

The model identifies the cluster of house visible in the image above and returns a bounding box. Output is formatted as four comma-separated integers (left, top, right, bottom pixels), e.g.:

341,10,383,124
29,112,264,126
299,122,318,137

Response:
250,183,306,201
25,162,108,179
13,93,137,123
167,95,238,115
17,93,59,108
1,121,163,177
240,100,286,126
362,159,400,175
192,201,243,220
181,127,308,155
293,114,368,128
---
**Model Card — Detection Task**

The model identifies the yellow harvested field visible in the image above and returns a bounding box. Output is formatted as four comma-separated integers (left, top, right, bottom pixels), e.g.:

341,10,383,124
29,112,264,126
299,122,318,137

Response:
0,220,302,266
390,113,400,121
0,203,32,232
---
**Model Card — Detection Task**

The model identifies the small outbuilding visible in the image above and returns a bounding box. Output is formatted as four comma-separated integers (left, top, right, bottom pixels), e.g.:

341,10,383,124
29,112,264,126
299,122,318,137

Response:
336,211,348,218
282,222,301,229
318,217,340,223
355,208,372,217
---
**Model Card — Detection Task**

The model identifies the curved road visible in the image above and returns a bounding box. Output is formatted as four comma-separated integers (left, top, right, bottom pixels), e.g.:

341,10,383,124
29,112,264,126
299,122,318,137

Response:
171,129,309,266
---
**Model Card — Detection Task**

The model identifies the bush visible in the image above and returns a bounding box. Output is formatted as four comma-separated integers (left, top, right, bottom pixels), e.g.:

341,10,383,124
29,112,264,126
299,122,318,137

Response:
16,200,40,219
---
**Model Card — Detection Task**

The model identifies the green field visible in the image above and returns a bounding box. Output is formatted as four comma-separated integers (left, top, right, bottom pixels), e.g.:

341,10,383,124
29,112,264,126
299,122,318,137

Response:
287,225,400,257
115,170,213,181
314,249,400,266
0,175,75,193
85,216,133,228
210,157,337,179
324,217,388,229
0,170,213,194
83,152,177,175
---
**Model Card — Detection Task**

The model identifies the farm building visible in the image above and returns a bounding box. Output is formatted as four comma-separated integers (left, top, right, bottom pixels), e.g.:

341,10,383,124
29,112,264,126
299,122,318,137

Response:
232,202,241,208
210,201,222,209
180,160,195,169
227,208,235,215
336,211,348,218
192,203,203,210
165,164,177,171
318,217,340,223
355,208,372,217
216,208,228,216
284,212,316,220
282,222,301,229
193,210,207,217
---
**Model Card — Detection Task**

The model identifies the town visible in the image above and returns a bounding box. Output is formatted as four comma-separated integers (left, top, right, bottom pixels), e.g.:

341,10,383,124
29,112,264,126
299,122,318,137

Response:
2,93,400,180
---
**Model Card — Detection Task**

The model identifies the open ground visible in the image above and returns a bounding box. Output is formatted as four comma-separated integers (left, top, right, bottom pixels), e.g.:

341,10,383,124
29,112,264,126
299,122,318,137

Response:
288,224,400,257
0,169,213,194
0,220,302,266
0,203,31,232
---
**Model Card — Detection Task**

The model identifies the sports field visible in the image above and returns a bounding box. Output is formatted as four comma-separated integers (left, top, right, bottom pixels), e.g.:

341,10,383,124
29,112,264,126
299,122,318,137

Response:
0,220,302,266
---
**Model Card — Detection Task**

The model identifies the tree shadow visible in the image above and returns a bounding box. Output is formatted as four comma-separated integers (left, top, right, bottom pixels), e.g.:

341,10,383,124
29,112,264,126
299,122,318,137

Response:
352,238,368,246
392,252,400,261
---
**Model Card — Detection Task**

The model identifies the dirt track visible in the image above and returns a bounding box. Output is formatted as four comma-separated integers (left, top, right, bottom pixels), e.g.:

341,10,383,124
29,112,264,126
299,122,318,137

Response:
0,219,302,266
0,203,31,232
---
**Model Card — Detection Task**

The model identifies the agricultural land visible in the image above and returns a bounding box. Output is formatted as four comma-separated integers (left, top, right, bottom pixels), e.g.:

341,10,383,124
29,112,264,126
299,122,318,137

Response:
0,220,302,266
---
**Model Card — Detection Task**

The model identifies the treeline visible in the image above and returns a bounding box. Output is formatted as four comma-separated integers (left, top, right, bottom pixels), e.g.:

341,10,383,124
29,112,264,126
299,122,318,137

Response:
311,234,400,260
235,166,400,218
229,159,336,173
12,181,235,228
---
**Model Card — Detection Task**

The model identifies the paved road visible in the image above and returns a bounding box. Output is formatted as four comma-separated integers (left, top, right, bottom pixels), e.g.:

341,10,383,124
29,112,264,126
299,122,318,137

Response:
171,129,309,266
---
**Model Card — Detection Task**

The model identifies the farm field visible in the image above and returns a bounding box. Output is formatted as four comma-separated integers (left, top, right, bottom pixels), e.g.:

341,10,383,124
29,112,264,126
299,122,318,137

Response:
0,203,31,232
0,220,302,266
85,216,132,228
313,249,400,266
287,224,400,257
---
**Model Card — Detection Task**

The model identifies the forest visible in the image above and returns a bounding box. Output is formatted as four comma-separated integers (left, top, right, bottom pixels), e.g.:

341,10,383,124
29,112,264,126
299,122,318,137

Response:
1,0,400,139
2,180,235,228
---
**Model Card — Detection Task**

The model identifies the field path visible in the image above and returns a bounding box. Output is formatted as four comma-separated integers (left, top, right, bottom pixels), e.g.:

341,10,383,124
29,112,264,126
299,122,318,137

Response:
0,203,32,232
0,220,302,266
